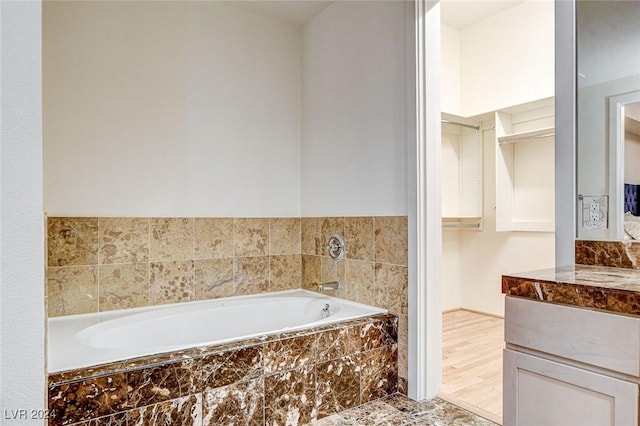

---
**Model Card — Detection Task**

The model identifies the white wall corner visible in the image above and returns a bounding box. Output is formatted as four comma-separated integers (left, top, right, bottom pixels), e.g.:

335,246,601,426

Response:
1,0,46,420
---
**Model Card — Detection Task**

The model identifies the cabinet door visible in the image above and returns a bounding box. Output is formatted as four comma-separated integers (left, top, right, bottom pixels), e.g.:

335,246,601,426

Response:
504,349,638,426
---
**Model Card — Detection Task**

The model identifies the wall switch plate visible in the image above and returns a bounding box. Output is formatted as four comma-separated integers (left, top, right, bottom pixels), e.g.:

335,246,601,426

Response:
582,195,608,229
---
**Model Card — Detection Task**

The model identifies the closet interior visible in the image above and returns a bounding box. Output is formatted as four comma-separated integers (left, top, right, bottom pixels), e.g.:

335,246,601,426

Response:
439,1,556,423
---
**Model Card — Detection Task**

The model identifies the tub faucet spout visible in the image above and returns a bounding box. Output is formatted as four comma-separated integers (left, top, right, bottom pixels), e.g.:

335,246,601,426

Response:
318,280,340,293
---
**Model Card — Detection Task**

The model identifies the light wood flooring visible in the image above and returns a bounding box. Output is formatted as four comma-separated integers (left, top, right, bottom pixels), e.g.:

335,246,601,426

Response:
439,309,504,424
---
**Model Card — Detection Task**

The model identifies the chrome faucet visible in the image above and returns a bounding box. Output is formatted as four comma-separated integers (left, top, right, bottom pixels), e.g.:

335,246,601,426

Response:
317,280,340,293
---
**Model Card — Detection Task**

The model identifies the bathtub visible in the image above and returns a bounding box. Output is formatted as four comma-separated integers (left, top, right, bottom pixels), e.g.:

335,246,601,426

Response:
47,289,386,373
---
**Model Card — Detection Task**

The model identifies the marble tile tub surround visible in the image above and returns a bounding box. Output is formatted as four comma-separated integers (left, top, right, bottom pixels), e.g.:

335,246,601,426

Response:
47,314,399,426
46,215,409,389
502,264,640,316
300,216,409,391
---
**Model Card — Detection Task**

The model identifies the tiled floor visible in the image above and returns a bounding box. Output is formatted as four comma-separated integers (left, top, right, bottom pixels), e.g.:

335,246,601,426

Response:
311,394,498,425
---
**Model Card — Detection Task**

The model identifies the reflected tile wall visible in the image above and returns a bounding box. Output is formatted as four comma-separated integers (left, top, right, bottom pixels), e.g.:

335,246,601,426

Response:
576,240,640,268
48,314,398,426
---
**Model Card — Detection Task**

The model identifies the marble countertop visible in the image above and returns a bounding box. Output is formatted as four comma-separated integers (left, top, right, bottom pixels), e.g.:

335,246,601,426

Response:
502,264,640,315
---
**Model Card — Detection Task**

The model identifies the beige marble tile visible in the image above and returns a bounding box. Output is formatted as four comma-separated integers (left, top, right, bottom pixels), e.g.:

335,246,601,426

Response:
194,218,233,260
398,343,408,381
398,314,408,347
345,259,376,306
270,255,301,292
149,261,194,305
99,263,149,311
345,217,374,261
375,263,408,315
150,218,194,262
321,256,345,285
47,217,98,266
194,258,235,300
269,217,301,255
374,216,408,266
235,256,269,295
302,254,322,291
233,218,269,257
98,217,149,265
47,266,98,316
301,217,323,255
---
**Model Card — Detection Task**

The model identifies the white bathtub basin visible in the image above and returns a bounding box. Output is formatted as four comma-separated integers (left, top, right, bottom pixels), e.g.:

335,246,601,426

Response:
47,289,385,373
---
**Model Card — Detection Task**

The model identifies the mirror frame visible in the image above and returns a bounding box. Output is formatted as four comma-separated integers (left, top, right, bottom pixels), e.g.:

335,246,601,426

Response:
554,0,576,264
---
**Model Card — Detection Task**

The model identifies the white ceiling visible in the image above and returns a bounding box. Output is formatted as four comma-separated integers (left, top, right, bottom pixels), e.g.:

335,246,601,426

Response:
225,0,525,29
224,1,332,26
440,0,525,30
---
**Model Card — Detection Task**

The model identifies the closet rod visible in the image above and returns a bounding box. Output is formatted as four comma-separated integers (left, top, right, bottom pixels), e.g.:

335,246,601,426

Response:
442,223,481,229
441,119,480,131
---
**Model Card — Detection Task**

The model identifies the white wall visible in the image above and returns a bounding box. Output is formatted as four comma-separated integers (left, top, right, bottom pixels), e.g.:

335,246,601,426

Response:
43,2,302,217
300,1,408,216
441,23,460,115
442,232,462,311
1,1,46,420
441,0,555,118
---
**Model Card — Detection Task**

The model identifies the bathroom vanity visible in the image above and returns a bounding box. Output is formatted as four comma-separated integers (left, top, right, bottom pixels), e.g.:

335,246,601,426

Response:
502,265,640,425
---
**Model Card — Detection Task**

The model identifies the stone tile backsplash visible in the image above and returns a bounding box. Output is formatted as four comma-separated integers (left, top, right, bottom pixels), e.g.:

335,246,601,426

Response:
46,215,409,387
46,217,303,317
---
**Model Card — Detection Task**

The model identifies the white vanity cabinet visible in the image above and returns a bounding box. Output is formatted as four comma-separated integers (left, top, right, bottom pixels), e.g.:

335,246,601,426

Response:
504,296,640,426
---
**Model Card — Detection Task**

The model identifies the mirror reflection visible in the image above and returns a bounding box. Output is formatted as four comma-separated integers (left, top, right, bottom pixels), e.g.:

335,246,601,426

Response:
622,102,640,238
577,1,640,241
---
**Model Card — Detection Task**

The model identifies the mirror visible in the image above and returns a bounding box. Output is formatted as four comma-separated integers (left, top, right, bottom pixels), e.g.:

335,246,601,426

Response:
576,1,640,241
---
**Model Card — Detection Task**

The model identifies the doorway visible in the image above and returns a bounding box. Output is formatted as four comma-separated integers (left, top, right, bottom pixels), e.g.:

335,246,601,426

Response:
436,1,556,423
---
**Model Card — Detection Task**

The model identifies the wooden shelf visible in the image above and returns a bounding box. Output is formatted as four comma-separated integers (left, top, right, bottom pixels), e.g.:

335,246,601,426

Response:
498,126,555,145
495,99,555,233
